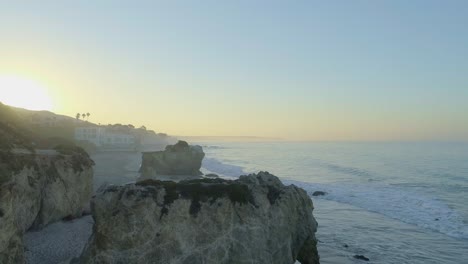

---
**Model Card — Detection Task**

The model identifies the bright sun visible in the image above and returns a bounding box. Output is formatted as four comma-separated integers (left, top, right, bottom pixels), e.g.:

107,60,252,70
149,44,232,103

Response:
0,75,54,111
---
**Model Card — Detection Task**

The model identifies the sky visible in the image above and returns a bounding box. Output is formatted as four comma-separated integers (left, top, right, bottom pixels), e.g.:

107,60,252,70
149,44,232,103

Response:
0,0,467,141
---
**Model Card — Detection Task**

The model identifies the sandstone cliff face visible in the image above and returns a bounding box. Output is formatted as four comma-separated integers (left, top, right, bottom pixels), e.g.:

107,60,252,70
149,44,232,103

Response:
78,172,319,264
0,149,94,264
139,141,205,177
0,193,22,264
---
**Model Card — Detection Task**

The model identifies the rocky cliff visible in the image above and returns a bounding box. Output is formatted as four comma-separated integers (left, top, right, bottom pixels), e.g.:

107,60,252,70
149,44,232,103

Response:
77,172,319,264
139,140,205,177
0,147,94,263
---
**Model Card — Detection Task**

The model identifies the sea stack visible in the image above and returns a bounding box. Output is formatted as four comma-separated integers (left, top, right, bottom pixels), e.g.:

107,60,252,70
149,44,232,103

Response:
76,172,319,264
139,140,205,177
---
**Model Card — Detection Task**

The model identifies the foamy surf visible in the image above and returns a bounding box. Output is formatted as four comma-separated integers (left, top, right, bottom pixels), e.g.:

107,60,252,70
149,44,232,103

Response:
285,179,468,240
202,156,468,240
202,157,248,177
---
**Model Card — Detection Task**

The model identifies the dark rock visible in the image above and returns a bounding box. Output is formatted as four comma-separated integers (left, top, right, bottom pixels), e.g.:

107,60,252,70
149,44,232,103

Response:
312,191,327,196
267,185,282,205
62,215,74,221
136,178,254,215
167,140,189,151
204,173,219,178
353,255,370,261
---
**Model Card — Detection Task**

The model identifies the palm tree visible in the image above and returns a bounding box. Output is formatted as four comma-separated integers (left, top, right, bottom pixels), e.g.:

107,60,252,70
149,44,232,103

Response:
86,112,90,120
82,113,86,120
76,113,80,120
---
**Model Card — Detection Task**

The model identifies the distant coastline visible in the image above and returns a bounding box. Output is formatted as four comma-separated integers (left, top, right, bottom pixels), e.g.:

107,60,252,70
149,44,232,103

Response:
178,136,285,142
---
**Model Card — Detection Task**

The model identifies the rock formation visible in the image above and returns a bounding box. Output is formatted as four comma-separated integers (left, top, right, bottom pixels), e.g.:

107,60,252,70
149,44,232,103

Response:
0,147,94,264
312,191,327,196
77,172,319,264
139,140,205,177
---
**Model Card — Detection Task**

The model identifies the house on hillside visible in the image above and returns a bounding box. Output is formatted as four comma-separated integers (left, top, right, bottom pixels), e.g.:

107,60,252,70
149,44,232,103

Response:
74,127,103,146
101,131,136,148
75,126,136,150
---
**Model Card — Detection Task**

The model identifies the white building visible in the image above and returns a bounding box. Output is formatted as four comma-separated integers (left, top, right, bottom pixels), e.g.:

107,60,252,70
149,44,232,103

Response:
74,127,102,146
75,126,136,149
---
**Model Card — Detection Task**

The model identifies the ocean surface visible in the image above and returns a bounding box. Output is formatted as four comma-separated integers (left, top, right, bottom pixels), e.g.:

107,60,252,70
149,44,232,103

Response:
197,141,468,264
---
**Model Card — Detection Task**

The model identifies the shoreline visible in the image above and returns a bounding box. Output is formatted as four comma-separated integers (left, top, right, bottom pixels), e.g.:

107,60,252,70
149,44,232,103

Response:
24,149,468,264
23,151,344,264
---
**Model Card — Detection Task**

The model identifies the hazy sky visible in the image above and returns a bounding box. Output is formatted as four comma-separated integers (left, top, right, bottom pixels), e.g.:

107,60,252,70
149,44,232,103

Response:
1,1,467,141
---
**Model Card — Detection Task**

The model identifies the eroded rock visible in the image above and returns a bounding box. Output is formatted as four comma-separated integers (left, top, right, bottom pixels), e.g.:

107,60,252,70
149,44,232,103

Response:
0,149,94,264
139,140,205,177
353,255,370,261
312,191,327,196
78,172,319,264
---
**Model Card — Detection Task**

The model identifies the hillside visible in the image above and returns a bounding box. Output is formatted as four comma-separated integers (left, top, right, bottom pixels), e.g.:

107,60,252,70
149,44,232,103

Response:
0,102,34,151
0,102,175,152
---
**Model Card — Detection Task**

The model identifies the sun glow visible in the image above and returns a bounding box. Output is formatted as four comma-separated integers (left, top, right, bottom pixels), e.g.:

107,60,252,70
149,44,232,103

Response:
0,75,54,111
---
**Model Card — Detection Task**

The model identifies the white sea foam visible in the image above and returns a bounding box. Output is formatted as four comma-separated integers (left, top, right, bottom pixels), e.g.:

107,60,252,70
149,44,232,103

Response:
202,156,468,240
202,145,228,150
202,157,247,177
284,179,468,240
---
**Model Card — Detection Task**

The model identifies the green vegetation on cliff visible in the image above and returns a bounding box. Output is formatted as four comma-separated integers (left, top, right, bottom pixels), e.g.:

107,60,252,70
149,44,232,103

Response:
54,144,95,172
0,152,37,184
136,178,254,217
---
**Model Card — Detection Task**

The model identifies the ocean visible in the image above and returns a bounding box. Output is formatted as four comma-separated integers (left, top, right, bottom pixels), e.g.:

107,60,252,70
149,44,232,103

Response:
198,141,468,264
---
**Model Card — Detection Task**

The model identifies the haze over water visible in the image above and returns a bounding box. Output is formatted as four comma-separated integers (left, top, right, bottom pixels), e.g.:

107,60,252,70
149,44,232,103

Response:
1,1,468,141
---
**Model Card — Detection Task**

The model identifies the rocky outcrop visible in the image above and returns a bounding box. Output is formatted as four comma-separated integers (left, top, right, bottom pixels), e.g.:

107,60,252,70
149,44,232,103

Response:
77,172,319,264
139,140,205,177
312,191,327,196
0,147,94,264
354,255,370,261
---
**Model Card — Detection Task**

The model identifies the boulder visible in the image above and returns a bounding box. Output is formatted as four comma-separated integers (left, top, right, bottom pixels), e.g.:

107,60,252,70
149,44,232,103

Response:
0,148,94,263
312,191,327,196
77,172,319,264
353,255,370,261
204,173,219,178
139,140,205,177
